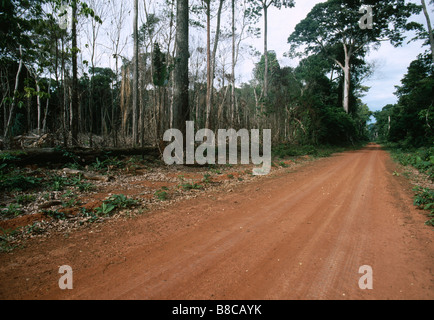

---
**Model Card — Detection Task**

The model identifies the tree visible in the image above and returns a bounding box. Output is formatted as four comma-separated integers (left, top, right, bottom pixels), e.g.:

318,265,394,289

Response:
1,0,48,141
107,0,129,147
172,0,189,137
153,42,169,138
421,0,434,63
288,0,421,114
132,0,139,146
200,0,225,130
247,0,295,98
391,54,434,146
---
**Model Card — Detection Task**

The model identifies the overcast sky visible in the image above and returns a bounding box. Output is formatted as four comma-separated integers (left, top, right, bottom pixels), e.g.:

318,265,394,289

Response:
237,0,429,113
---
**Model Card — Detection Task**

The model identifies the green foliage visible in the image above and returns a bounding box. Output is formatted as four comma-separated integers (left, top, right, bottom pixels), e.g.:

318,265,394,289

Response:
1,203,23,218
24,222,45,235
0,172,42,192
15,194,36,205
202,174,212,184
90,155,123,172
152,42,168,87
389,146,434,181
180,183,204,190
68,175,95,192
413,187,434,226
374,54,434,147
43,209,66,220
95,202,116,216
272,144,318,158
95,194,137,217
154,188,169,201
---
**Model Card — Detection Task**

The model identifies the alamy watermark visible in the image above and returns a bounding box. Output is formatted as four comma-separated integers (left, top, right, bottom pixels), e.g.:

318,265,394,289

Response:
358,265,373,290
359,5,374,30
163,122,272,176
59,265,73,290
57,4,73,31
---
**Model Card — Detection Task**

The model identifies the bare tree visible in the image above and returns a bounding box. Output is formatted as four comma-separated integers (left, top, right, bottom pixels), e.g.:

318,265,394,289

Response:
107,0,129,146
203,0,225,130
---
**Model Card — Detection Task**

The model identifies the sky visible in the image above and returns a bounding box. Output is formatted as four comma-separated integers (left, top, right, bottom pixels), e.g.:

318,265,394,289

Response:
237,0,429,113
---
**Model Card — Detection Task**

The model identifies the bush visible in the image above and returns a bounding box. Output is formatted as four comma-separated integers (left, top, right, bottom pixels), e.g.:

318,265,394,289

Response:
413,187,434,226
389,146,434,181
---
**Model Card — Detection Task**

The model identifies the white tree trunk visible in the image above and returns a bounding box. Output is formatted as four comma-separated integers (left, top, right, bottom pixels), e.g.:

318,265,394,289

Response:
342,44,351,114
4,45,23,140
421,0,434,64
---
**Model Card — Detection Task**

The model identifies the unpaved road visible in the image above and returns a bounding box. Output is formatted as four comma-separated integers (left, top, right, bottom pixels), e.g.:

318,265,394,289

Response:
0,144,433,300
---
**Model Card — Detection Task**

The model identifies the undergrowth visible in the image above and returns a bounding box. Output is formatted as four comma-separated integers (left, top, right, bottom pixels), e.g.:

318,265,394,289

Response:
383,142,434,226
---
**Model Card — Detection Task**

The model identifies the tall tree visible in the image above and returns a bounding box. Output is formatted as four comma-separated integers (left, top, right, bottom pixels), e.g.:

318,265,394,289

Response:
132,0,139,146
71,0,79,146
172,0,189,136
248,0,295,99
201,0,225,130
421,0,434,63
288,0,421,114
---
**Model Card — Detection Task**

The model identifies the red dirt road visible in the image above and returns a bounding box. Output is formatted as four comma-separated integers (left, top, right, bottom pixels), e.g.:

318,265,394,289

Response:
0,144,433,300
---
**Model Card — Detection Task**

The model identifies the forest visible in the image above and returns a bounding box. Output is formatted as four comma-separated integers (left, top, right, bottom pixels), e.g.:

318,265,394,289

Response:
1,0,434,301
1,0,431,154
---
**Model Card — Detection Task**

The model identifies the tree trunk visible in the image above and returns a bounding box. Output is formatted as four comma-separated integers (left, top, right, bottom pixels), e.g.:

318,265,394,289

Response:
205,0,211,129
4,45,23,140
342,43,351,114
71,0,79,146
421,0,434,64
173,0,190,137
132,0,139,146
42,78,51,133
36,79,41,136
231,0,236,127
210,0,225,129
263,3,268,99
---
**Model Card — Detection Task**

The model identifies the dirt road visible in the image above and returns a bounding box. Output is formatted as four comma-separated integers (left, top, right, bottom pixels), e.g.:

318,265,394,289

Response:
0,144,433,300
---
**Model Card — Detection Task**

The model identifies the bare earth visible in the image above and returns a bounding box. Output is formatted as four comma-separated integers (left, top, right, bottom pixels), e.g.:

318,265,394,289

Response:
0,144,433,300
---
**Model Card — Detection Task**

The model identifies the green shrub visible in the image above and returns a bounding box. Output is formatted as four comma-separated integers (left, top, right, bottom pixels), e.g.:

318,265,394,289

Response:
95,194,138,217
154,189,169,201
413,187,434,226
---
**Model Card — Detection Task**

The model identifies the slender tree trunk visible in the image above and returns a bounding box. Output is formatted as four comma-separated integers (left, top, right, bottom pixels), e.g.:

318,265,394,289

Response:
204,0,224,130
421,0,434,64
71,0,79,146
132,0,139,146
205,0,211,129
42,78,51,133
35,79,41,136
342,44,351,114
210,0,224,128
173,0,189,137
61,35,68,147
263,3,268,100
231,0,236,127
4,45,23,140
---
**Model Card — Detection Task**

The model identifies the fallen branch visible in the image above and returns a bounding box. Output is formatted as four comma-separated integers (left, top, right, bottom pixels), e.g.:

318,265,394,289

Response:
61,168,114,182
